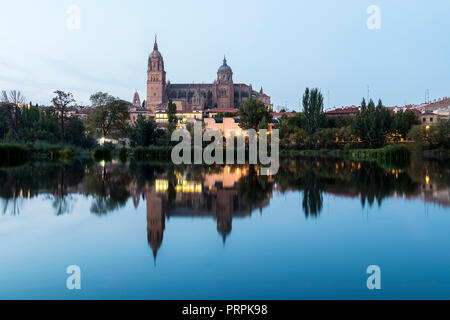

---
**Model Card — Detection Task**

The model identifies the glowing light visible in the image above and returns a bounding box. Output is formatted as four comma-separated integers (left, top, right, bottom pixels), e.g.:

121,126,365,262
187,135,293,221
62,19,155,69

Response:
155,180,169,192
425,175,430,185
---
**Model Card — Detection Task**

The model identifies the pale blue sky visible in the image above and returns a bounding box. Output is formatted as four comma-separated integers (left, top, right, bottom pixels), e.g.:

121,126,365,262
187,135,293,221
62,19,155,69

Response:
0,0,448,110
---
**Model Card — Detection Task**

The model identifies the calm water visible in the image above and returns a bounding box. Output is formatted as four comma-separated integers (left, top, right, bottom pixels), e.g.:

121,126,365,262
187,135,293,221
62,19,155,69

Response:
0,158,449,300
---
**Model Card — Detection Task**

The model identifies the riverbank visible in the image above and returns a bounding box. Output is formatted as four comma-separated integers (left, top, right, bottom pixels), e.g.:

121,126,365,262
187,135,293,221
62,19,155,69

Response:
0,143,88,166
1,142,448,166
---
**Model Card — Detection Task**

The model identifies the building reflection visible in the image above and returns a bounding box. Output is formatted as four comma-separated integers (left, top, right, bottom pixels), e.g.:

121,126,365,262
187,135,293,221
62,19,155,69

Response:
140,166,271,259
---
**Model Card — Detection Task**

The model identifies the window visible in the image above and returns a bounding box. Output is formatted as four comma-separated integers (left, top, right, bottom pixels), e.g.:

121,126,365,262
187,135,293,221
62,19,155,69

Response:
430,117,433,122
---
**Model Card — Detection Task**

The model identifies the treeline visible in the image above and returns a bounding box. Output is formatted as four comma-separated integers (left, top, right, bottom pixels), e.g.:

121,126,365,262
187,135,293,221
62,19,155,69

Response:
276,88,449,150
0,90,95,148
0,90,174,149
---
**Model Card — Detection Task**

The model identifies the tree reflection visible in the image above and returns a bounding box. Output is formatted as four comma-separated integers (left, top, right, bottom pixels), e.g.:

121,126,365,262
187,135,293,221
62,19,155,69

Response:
85,163,132,215
302,170,323,218
238,165,272,212
0,157,447,219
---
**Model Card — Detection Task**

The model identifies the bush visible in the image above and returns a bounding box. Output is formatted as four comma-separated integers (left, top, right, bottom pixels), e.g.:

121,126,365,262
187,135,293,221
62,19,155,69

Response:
58,147,75,160
92,146,112,161
118,147,129,162
0,144,31,165
347,145,410,165
131,146,173,161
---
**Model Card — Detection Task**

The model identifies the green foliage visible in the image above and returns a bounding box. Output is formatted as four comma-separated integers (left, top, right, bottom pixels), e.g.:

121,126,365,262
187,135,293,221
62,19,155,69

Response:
31,142,76,161
52,90,75,143
92,146,112,162
393,110,420,137
87,92,130,139
407,119,450,149
118,147,129,162
346,145,411,165
257,117,269,131
0,107,8,140
238,98,272,130
1,104,92,148
352,98,392,148
130,115,161,147
302,88,325,134
65,117,96,148
324,116,353,129
167,99,178,133
16,106,59,143
0,144,31,165
132,146,173,161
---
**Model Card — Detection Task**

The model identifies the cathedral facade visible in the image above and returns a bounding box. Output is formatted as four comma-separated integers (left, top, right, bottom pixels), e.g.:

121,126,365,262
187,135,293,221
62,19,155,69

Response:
146,38,271,113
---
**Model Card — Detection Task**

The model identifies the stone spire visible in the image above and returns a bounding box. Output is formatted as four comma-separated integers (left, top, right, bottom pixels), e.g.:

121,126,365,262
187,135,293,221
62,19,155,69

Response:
154,34,158,51
132,91,141,107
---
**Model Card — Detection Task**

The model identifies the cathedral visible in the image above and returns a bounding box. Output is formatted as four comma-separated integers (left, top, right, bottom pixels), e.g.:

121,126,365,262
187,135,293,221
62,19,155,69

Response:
145,37,271,113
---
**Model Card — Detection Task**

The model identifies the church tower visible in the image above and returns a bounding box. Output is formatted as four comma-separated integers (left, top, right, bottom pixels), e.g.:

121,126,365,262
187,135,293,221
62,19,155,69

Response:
132,91,141,107
216,56,234,108
146,36,166,112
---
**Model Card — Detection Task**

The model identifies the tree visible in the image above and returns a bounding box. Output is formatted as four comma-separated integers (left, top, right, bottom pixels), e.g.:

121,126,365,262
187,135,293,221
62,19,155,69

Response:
167,98,178,133
1,90,26,140
52,90,75,143
257,117,269,131
352,98,393,147
0,108,8,140
407,119,450,149
130,115,160,147
90,91,115,108
393,110,419,138
302,88,325,134
87,93,130,140
238,98,272,130
65,117,95,148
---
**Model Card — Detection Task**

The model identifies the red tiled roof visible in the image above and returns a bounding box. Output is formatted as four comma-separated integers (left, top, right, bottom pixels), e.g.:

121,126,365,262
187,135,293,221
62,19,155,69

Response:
325,106,360,115
204,108,238,113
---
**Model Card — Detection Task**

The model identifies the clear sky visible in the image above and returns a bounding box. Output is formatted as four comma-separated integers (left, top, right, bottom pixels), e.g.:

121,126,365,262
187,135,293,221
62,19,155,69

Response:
0,0,448,110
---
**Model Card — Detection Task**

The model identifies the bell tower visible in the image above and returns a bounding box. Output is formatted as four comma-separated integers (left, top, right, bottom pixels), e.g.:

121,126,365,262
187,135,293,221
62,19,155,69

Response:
146,35,166,112
216,56,234,108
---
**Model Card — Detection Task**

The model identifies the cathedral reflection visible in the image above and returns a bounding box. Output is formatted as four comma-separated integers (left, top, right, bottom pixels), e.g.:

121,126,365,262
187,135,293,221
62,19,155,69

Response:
137,166,271,259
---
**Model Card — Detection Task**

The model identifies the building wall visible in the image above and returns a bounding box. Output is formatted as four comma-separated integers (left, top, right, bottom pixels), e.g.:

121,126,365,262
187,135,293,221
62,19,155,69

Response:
420,114,440,125
146,40,271,112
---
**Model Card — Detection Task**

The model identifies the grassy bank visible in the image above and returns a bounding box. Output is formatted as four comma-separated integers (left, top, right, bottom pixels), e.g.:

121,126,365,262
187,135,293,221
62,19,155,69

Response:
0,142,83,165
130,146,173,161
343,145,411,162
280,145,411,166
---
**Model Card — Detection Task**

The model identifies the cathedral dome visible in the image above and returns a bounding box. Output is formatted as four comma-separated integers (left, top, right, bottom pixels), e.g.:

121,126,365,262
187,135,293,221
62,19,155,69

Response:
218,57,232,73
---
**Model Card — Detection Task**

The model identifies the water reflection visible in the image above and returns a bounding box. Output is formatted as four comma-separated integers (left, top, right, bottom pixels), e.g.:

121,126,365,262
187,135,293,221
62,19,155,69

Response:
0,158,449,259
